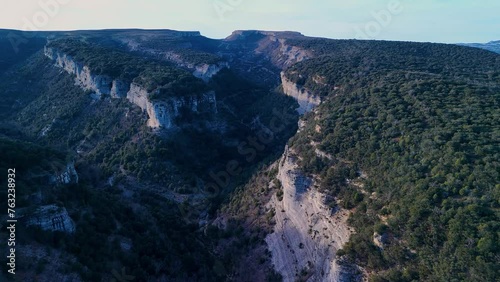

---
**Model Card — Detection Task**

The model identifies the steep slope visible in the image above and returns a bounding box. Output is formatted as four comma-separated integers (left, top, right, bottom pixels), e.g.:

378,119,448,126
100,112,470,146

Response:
44,43,217,129
221,30,313,87
1,29,499,282
282,39,500,281
265,146,360,281
0,29,300,281
112,29,229,81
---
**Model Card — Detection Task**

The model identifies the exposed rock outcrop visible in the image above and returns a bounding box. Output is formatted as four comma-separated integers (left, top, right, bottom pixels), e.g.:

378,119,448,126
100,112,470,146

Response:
280,72,321,114
45,47,116,98
51,162,79,185
221,30,313,87
265,147,362,281
373,232,389,250
110,79,130,98
27,205,76,233
127,83,217,129
193,62,230,82
118,38,229,82
45,47,218,129
226,30,311,69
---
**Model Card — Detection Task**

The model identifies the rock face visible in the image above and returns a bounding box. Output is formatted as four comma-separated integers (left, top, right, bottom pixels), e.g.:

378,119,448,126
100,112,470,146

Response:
226,31,311,69
45,47,217,129
265,147,361,282
110,79,130,98
51,162,79,185
45,47,116,98
27,205,76,233
127,83,217,128
222,30,313,87
280,72,321,114
158,51,229,81
193,62,230,82
118,38,229,82
373,232,389,250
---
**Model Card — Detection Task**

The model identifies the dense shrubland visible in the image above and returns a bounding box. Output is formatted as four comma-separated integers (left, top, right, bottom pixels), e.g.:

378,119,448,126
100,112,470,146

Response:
286,39,500,281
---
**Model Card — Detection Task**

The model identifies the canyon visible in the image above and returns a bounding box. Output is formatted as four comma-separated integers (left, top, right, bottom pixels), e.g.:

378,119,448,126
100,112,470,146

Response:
44,46,217,129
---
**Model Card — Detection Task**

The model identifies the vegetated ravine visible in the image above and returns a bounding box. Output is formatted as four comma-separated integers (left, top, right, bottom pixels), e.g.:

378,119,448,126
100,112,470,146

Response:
0,29,498,282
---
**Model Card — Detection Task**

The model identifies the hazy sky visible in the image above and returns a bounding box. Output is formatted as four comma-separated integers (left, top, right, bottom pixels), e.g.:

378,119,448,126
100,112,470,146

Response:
1,0,499,43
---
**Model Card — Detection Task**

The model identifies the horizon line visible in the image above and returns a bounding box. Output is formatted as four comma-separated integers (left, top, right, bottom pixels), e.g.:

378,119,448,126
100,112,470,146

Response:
0,27,496,45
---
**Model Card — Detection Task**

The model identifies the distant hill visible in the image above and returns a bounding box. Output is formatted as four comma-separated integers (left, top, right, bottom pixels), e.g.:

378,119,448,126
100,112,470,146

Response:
459,40,500,54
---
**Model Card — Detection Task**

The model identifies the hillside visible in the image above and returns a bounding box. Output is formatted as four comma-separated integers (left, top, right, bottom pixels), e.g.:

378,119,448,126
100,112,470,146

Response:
0,29,498,281
282,38,500,281
459,40,500,54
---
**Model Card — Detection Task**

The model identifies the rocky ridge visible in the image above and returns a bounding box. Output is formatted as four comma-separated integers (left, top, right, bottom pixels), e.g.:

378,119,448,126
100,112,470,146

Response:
280,72,321,114
44,47,217,129
119,38,229,82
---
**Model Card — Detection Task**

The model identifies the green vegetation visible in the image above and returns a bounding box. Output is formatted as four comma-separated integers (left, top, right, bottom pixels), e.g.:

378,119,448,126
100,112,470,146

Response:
287,39,500,281
0,136,67,207
285,38,500,97
218,165,284,281
115,31,223,65
48,39,209,98
0,33,297,280
2,30,498,281
0,30,47,75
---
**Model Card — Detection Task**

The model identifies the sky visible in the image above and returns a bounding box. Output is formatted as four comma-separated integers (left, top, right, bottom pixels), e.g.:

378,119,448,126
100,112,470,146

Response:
1,0,499,43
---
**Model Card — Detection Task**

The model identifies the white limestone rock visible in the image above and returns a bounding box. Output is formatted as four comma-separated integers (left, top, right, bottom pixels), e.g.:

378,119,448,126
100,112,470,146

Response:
280,72,321,115
45,47,115,97
45,47,218,129
265,146,362,282
27,205,76,233
51,162,78,185
126,83,217,129
193,62,230,82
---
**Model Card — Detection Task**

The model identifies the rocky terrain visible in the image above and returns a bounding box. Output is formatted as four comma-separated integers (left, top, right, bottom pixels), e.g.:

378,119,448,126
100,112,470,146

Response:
26,205,76,233
50,162,79,185
266,147,359,281
1,29,498,282
280,72,321,114
45,46,218,129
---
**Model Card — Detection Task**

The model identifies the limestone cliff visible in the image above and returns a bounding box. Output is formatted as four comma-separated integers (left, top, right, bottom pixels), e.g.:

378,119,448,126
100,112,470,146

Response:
119,38,229,81
192,62,230,82
227,30,312,69
280,72,321,114
50,162,79,185
127,84,217,128
27,205,76,233
222,30,313,86
45,47,126,98
265,147,361,281
45,47,217,129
